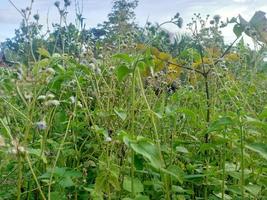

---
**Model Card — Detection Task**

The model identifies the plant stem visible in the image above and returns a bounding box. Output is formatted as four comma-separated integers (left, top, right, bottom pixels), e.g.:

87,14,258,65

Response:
17,155,22,200
48,114,73,200
239,117,245,199
136,68,171,200
130,61,136,198
25,153,47,200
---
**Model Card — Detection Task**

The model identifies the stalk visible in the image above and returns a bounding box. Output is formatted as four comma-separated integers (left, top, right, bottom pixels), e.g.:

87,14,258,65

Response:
221,127,226,200
136,68,171,200
17,155,22,200
239,117,245,199
25,153,46,200
130,62,136,198
48,114,73,200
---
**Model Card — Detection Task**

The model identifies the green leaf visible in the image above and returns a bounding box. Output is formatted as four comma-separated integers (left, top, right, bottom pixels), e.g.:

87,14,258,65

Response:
64,169,82,178
259,105,267,119
129,137,163,169
233,24,243,38
245,117,267,131
50,192,66,200
32,58,50,76
37,48,51,58
162,165,183,184
245,184,261,197
116,65,131,81
249,11,267,43
113,54,133,63
214,192,232,200
59,176,74,188
123,176,144,193
114,108,127,121
0,118,13,140
246,143,267,160
229,17,237,23
135,195,150,200
27,148,47,164
176,146,189,154
207,116,234,133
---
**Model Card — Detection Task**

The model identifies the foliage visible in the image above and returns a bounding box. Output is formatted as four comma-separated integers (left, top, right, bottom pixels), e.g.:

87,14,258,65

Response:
0,1,267,200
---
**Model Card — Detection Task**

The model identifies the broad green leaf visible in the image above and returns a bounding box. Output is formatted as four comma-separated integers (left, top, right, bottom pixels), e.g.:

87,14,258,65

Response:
114,108,127,121
163,165,183,184
59,176,74,188
233,24,243,38
245,117,267,131
48,167,66,177
246,143,267,160
123,176,144,193
259,105,267,119
64,170,82,178
129,137,163,169
249,11,267,43
113,54,133,63
50,192,66,200
214,192,232,200
176,146,189,154
95,172,107,193
135,195,150,200
206,116,234,133
116,65,131,81
245,184,261,197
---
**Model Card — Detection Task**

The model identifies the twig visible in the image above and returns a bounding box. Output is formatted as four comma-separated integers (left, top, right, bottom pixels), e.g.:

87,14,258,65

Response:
166,60,205,75
8,0,24,17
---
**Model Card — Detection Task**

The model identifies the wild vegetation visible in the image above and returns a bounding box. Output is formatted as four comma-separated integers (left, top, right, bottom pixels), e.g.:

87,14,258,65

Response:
0,0,267,199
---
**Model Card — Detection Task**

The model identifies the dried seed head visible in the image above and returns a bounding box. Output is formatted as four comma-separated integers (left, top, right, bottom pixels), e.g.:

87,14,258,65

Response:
46,94,55,99
10,139,26,154
46,68,55,75
70,96,76,104
64,0,71,7
54,1,60,8
210,20,215,25
45,100,60,106
213,15,221,23
94,67,101,75
33,13,40,21
24,92,33,100
37,95,46,100
105,136,112,142
88,63,96,70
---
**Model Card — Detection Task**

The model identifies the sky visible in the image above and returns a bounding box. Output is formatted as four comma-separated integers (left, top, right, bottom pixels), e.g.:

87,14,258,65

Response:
0,0,266,43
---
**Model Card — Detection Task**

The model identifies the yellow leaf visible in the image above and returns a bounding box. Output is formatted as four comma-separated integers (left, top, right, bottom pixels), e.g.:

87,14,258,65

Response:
225,53,240,62
153,58,165,72
167,59,182,83
136,43,147,51
150,47,160,57
206,47,221,58
157,52,172,61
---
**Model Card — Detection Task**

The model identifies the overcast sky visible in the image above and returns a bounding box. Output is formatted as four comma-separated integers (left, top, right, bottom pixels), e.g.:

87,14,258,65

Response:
0,0,266,43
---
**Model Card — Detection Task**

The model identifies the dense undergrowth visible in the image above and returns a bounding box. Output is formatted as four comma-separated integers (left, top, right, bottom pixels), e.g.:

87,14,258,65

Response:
0,0,267,199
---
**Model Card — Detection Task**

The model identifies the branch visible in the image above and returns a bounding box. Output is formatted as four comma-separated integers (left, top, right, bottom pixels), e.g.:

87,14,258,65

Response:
214,37,240,65
8,0,24,17
166,60,205,76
